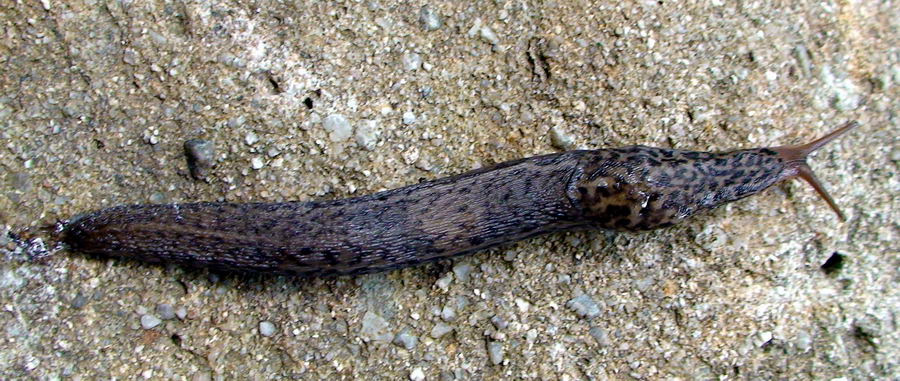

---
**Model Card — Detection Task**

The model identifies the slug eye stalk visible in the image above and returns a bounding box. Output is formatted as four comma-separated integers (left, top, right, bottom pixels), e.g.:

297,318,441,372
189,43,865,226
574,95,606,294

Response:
771,121,859,221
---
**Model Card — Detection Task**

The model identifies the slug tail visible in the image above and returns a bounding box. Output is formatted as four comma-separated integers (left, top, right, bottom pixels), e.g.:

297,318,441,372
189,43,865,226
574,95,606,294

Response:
772,121,859,221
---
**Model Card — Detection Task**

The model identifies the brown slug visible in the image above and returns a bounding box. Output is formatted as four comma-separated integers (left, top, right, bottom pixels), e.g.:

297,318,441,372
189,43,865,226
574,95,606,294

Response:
60,121,858,277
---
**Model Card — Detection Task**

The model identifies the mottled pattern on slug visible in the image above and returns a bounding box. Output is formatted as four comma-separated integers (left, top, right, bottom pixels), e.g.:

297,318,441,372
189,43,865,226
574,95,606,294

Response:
64,134,830,277
65,152,586,276
568,146,785,231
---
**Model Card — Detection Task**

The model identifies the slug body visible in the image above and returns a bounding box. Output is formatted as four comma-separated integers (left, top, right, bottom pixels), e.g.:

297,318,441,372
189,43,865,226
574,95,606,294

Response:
63,122,857,276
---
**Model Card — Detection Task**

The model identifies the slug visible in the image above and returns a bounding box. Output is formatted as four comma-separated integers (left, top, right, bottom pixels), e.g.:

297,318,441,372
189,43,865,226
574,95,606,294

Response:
61,121,858,277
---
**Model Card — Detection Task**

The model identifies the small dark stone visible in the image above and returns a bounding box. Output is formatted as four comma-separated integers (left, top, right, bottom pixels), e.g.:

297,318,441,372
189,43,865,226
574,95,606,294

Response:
183,139,216,181
71,292,88,309
821,252,845,275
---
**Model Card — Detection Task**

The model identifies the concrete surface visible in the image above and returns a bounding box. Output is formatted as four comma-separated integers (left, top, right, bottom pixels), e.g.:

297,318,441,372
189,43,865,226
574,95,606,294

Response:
1,0,897,379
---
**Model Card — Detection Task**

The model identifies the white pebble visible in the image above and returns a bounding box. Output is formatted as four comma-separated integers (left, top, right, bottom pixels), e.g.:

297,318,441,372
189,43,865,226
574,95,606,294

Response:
480,25,500,45
402,52,422,71
259,321,276,337
251,157,264,170
323,114,353,142
355,120,380,150
409,368,425,381
402,111,417,125
141,314,161,329
419,6,442,31
245,131,258,145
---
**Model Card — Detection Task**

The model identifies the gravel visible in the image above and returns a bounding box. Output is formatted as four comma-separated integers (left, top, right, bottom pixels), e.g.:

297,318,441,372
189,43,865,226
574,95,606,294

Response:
435,273,453,291
549,125,576,150
140,314,162,330
409,367,425,381
156,303,176,320
452,263,473,282
486,341,504,365
183,139,215,181
393,327,418,350
259,321,276,337
250,157,264,170
491,315,508,330
440,305,456,322
402,52,422,71
359,311,393,344
244,131,258,146
566,294,601,319
430,322,453,339
402,111,417,125
355,120,379,150
418,6,442,31
589,326,610,346
323,114,353,142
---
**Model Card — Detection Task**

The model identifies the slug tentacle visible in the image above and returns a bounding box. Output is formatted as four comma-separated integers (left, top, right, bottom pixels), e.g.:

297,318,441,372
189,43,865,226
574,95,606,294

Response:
770,121,859,220
60,121,858,276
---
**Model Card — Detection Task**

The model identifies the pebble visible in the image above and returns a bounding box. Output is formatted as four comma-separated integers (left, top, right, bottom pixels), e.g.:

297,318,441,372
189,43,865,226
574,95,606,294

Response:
141,314,162,329
227,115,246,128
566,294,601,319
402,52,422,71
250,157,264,170
359,311,393,343
259,321,276,337
550,125,576,150
418,6,442,31
393,327,418,350
244,131,259,145
479,25,500,45
430,322,453,339
589,326,610,346
175,306,188,320
409,368,425,381
451,295,469,311
71,292,88,309
402,111,417,125
355,120,379,150
491,315,508,330
183,139,215,181
452,263,473,281
486,341,504,365
323,114,353,142
156,303,176,320
440,305,457,322
149,192,167,203
435,273,453,291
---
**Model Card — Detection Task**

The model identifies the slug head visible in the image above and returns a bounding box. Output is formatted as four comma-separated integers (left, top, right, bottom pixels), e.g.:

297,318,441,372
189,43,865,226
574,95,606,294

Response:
770,121,859,221
568,121,859,231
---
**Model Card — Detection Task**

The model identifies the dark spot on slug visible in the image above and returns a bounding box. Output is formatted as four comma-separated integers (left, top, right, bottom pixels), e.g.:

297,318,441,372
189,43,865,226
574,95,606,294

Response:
605,204,631,218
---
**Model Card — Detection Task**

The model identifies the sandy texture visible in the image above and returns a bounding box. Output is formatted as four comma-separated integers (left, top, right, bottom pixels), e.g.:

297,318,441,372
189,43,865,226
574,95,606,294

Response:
1,0,897,379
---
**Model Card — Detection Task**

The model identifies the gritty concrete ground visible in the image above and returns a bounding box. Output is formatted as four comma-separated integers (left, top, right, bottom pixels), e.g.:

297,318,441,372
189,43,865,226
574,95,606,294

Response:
1,0,898,379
